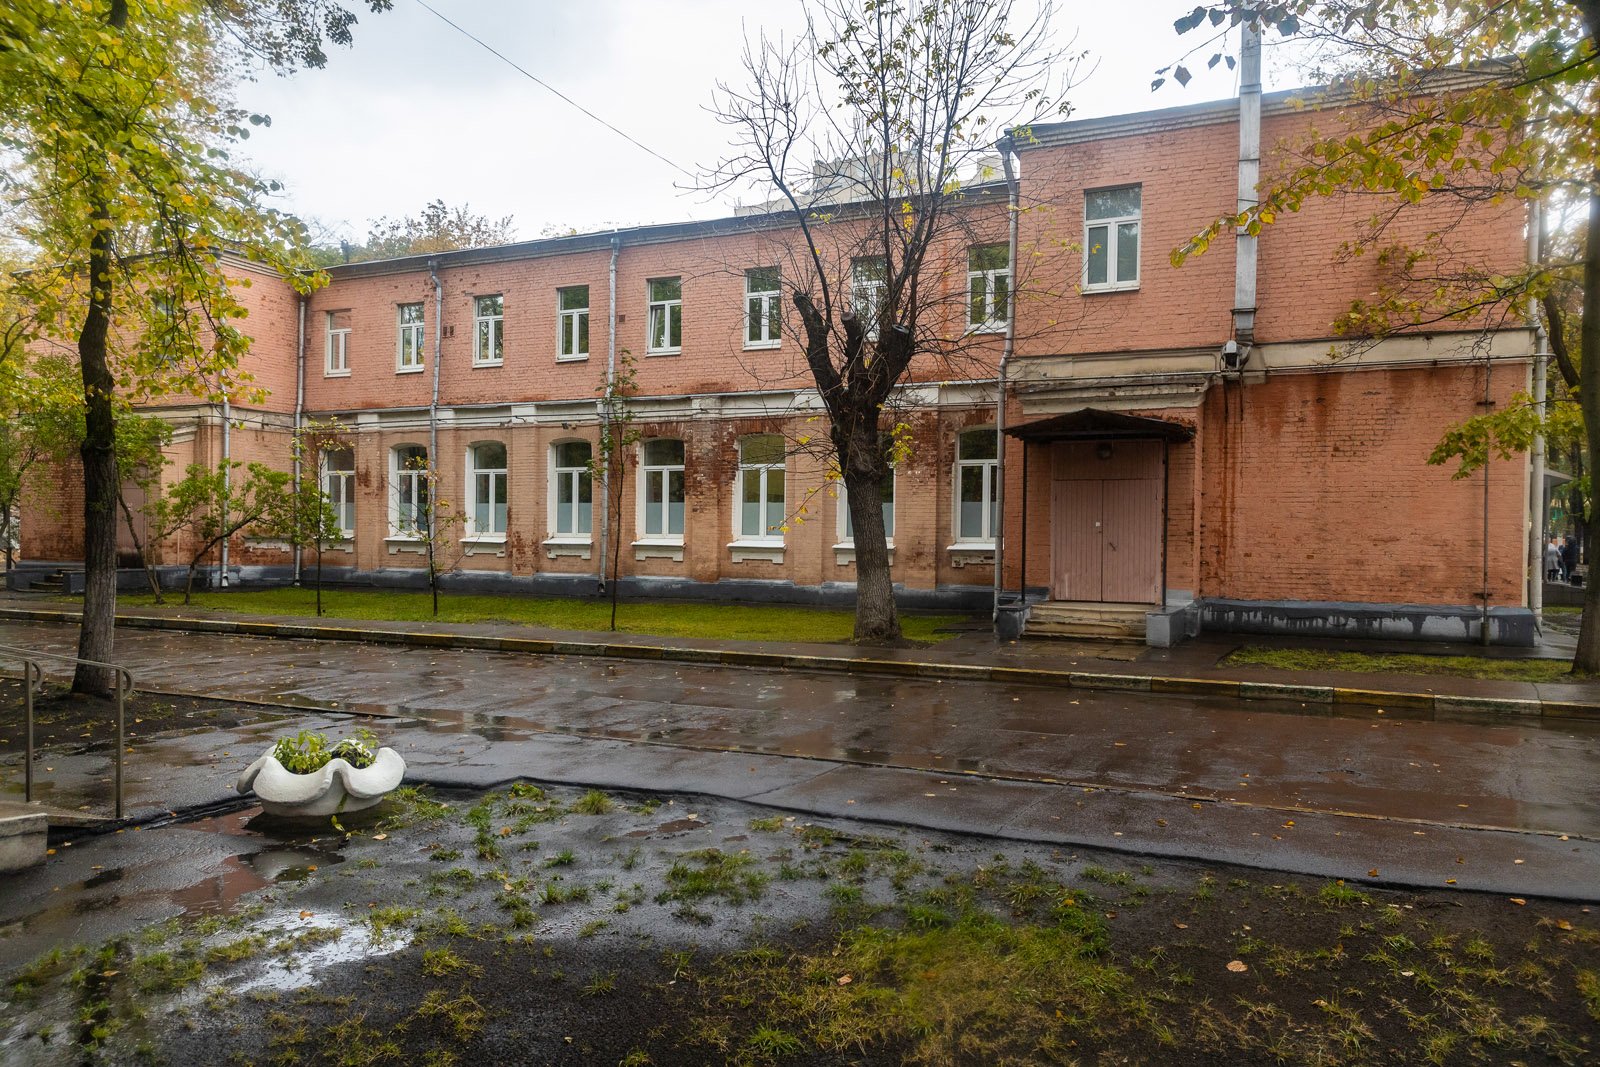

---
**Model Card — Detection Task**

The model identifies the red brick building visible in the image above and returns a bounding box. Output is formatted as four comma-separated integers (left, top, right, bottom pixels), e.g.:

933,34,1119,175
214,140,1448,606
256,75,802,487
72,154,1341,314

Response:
17,74,1538,646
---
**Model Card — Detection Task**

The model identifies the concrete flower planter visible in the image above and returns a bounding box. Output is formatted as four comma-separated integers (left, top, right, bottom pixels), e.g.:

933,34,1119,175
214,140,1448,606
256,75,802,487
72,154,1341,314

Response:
236,746,406,818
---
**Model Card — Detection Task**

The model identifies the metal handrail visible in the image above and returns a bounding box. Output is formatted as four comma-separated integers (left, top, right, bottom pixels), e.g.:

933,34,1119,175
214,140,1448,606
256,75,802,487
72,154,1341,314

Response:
0,643,134,820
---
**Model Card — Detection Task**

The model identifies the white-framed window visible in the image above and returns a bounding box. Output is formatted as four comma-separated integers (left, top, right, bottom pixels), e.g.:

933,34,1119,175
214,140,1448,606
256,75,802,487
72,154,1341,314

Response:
321,448,356,537
967,244,1011,332
647,277,682,354
838,476,895,544
955,428,998,543
737,434,785,541
640,438,686,539
325,310,351,377
550,440,593,537
397,303,425,372
557,286,589,361
1084,185,1141,291
467,442,508,536
851,257,886,340
390,444,429,536
744,267,781,349
474,294,504,365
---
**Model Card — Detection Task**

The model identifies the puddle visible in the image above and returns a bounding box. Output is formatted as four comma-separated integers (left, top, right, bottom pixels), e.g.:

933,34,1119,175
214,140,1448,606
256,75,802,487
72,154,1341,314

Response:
228,911,414,995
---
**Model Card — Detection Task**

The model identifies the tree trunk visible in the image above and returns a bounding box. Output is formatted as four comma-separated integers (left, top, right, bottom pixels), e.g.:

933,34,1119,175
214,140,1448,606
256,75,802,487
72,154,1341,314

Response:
315,538,324,617
118,492,162,602
609,457,624,632
843,462,900,643
73,190,120,695
1573,182,1600,672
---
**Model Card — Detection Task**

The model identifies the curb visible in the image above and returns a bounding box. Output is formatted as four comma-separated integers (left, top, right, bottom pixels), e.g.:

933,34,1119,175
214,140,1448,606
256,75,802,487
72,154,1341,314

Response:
3,606,1595,723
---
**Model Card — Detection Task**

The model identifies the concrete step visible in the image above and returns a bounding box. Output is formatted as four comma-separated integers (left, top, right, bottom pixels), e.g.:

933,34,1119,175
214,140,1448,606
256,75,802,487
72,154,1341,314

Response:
1026,602,1149,642
0,802,49,873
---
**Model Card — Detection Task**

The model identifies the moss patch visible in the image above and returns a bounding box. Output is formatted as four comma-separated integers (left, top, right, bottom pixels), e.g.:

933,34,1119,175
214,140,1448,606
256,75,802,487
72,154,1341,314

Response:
1223,646,1575,682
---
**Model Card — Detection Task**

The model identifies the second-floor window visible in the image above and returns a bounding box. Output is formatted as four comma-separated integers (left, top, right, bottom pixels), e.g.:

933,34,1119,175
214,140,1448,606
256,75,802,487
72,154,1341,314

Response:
321,448,355,537
397,303,425,372
648,277,682,353
558,286,589,361
745,267,781,349
474,295,504,365
1084,186,1141,291
967,244,1010,332
325,311,351,376
851,257,886,340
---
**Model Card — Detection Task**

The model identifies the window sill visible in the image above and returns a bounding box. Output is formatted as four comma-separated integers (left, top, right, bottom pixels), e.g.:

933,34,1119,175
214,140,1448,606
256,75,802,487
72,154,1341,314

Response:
728,540,784,565
947,542,995,568
645,348,682,357
461,534,507,557
324,369,351,378
472,359,504,369
543,536,592,561
385,534,427,555
964,323,1007,336
396,365,425,375
556,354,589,363
742,340,781,351
633,537,684,563
833,540,895,567
1082,282,1139,295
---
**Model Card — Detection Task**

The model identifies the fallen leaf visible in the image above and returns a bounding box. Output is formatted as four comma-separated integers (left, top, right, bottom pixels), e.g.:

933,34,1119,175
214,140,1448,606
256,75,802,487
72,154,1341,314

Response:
299,910,313,919
1513,859,1525,865
101,970,120,978
1369,868,1380,877
1173,922,1188,930
1446,879,1457,885
307,865,318,873
499,826,512,837
373,833,387,841
836,974,853,986
1510,898,1527,906
1556,919,1573,931
1226,960,1248,973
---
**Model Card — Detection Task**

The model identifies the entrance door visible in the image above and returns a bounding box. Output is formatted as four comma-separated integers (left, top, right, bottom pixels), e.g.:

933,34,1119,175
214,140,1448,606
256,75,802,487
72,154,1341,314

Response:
1049,440,1162,603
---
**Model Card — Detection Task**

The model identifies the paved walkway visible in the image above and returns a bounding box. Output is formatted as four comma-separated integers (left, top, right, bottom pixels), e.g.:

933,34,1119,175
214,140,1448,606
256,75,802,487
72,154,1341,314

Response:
2,617,1598,901
2,597,1596,716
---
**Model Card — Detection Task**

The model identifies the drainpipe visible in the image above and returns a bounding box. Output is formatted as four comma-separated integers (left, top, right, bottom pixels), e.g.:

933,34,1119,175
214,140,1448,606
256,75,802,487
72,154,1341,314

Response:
292,293,307,585
219,395,231,588
598,234,620,591
1232,21,1261,353
428,258,443,550
1527,197,1548,625
993,136,1020,624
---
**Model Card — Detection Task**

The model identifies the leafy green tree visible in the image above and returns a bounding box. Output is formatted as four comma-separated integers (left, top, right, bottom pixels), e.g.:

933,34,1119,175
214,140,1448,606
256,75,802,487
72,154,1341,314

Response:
707,0,1073,642
1170,1,1600,669
358,200,518,261
284,419,352,617
0,0,385,693
593,353,642,632
146,460,293,603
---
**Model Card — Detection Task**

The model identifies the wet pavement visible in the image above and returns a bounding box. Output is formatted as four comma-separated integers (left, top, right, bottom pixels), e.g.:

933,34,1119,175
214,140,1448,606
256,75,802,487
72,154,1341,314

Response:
2,619,1599,899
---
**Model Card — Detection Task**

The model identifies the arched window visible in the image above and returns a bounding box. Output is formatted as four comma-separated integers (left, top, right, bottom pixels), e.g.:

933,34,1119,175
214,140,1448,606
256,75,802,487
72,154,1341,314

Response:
550,441,593,536
468,442,508,536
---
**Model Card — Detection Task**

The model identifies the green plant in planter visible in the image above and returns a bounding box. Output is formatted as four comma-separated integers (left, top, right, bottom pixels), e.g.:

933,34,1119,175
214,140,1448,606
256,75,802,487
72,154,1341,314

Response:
271,727,379,773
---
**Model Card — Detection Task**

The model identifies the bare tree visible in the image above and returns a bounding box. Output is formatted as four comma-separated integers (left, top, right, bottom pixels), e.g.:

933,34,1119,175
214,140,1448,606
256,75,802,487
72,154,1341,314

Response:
706,0,1076,642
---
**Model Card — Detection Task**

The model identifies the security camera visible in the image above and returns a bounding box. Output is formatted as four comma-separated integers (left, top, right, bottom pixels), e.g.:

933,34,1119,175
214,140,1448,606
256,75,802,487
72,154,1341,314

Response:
1221,339,1244,370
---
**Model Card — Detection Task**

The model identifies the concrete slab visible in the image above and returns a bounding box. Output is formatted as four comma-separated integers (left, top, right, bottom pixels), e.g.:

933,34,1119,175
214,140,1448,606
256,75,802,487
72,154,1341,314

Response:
0,802,48,873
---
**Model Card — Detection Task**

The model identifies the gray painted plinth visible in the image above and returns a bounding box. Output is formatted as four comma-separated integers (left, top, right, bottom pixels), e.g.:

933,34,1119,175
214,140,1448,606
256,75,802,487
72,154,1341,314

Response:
0,808,48,873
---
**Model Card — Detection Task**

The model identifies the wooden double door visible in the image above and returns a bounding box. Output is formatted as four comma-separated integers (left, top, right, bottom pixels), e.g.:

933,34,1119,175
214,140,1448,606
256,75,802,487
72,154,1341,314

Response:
1049,440,1163,604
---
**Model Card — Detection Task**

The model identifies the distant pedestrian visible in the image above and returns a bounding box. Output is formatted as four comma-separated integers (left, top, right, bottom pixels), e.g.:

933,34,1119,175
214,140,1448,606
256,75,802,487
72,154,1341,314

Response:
1562,536,1579,582
1547,539,1562,582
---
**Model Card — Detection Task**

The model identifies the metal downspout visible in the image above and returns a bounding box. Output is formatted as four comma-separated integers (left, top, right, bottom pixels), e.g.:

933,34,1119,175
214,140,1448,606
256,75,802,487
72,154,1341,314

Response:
219,396,230,588
293,294,307,585
993,136,1020,624
428,259,443,552
599,234,619,591
1528,197,1548,624
1232,21,1261,350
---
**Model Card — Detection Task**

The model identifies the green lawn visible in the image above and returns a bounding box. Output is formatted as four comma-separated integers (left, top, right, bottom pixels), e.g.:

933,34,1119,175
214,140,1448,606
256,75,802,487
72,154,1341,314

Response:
1222,646,1578,683
116,587,967,645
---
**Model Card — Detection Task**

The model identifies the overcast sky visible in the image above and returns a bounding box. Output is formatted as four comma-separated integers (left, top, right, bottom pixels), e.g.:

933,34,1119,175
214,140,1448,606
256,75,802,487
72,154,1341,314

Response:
235,0,1304,244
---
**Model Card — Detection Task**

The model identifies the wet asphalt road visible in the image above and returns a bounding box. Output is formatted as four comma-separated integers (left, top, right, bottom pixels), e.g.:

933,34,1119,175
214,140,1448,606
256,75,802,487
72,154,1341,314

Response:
2,619,1599,897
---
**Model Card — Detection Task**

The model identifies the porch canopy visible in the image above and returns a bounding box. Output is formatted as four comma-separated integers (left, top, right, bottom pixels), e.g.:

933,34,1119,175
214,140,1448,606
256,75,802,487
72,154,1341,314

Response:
1005,407,1195,443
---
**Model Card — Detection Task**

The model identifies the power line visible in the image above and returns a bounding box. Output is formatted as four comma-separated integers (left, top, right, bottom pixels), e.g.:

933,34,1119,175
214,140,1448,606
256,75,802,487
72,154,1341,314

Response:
410,0,696,179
